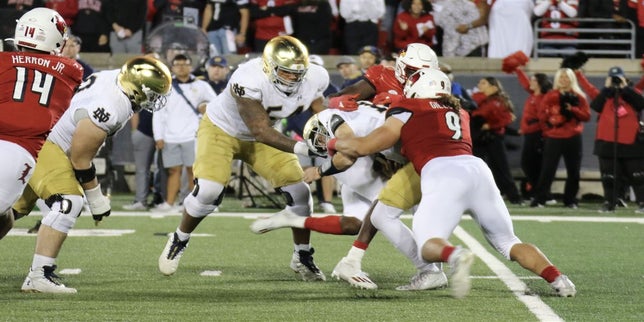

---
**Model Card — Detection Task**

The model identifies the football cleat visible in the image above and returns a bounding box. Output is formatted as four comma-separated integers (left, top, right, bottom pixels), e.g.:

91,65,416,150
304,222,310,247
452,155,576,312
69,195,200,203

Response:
448,247,475,299
332,257,377,290
550,275,576,297
21,265,77,294
122,201,148,211
290,248,326,281
250,209,299,234
395,270,448,291
319,202,337,213
158,232,189,276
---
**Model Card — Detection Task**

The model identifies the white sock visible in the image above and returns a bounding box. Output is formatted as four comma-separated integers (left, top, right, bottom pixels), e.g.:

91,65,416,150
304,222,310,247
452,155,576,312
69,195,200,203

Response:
175,228,190,241
346,246,365,262
32,254,55,271
294,244,311,252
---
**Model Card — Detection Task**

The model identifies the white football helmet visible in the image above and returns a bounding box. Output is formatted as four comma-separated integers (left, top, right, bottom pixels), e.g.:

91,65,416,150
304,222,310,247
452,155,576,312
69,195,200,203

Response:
404,68,451,99
262,35,309,93
302,114,330,156
12,8,68,55
394,43,439,84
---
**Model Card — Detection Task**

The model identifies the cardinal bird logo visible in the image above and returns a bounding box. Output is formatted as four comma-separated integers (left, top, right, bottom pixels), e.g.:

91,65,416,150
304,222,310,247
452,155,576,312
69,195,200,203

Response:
18,163,32,184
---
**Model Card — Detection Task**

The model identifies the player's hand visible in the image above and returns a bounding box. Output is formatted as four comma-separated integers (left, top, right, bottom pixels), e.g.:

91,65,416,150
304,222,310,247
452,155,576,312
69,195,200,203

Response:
372,92,394,106
326,138,337,157
85,185,111,225
302,167,321,183
328,94,359,111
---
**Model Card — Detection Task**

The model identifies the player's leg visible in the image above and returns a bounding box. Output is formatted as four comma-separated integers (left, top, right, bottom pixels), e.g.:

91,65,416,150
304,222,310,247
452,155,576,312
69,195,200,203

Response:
250,143,325,281
470,157,576,297
159,118,233,275
0,140,36,239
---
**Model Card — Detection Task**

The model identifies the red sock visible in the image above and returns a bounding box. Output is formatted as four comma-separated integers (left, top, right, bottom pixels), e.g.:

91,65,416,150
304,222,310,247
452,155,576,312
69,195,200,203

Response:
304,216,344,235
540,265,561,283
352,240,369,250
440,246,456,262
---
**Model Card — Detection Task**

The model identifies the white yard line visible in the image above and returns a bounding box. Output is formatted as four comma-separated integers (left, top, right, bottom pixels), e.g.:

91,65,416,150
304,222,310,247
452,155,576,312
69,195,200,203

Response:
454,226,565,322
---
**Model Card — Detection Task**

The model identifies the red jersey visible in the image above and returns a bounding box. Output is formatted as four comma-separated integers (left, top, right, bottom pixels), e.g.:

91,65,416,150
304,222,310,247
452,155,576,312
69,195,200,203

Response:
387,96,472,173
515,69,546,134
0,52,83,157
251,0,299,40
539,90,590,139
471,92,514,135
392,12,436,50
364,64,403,95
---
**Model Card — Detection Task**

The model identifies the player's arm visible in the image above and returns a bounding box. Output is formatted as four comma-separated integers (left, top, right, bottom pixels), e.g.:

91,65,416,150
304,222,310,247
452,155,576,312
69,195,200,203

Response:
237,95,298,153
329,117,403,159
302,121,357,182
70,117,111,224
310,96,326,113
326,79,376,111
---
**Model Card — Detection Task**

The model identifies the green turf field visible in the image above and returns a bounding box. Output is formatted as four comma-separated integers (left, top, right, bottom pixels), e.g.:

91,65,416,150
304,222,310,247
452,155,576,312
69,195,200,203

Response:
1,194,642,321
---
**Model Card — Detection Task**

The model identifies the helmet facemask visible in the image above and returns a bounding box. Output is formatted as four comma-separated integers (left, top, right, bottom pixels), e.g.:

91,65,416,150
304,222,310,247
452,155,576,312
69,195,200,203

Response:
303,115,330,157
138,84,169,112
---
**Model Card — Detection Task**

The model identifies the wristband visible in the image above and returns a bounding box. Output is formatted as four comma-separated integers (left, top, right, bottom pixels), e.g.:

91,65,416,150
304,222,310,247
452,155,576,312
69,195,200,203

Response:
318,158,343,176
74,163,96,184
84,184,103,201
293,141,309,156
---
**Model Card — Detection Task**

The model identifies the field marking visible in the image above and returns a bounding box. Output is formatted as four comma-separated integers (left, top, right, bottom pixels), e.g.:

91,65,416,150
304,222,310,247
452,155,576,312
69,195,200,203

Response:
7,228,136,237
454,226,564,322
106,211,644,224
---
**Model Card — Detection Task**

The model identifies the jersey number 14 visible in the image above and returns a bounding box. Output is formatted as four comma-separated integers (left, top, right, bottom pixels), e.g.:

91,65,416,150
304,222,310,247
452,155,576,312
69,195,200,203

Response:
12,67,55,106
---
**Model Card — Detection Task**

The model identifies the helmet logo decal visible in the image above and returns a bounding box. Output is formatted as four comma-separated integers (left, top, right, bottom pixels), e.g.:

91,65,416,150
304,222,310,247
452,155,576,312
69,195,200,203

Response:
52,14,67,37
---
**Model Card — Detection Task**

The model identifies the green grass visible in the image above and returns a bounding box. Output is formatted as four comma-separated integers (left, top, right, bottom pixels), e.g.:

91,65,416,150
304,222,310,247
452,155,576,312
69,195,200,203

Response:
1,194,642,321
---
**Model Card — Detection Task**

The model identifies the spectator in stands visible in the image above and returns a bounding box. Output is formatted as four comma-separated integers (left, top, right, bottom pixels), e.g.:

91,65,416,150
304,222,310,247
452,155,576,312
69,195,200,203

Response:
152,0,206,27
73,0,110,53
45,0,78,26
62,34,94,80
0,0,44,41
358,45,381,71
380,0,400,52
201,0,249,55
433,0,489,57
530,68,590,208
205,55,231,94
588,67,644,213
380,52,397,68
470,76,524,205
336,56,364,89
249,0,298,52
616,0,644,58
293,0,333,54
339,0,385,55
105,0,147,54
153,54,217,211
577,0,623,55
533,0,579,57
392,0,436,52
487,0,533,58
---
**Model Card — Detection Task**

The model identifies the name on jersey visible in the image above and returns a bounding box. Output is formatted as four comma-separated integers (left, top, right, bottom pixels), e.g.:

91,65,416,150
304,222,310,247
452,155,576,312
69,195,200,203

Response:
429,101,449,109
11,55,65,73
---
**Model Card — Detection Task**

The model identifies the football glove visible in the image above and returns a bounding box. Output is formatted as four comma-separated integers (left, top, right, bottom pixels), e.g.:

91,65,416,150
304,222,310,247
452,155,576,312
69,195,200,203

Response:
372,92,394,106
84,184,111,223
328,94,359,111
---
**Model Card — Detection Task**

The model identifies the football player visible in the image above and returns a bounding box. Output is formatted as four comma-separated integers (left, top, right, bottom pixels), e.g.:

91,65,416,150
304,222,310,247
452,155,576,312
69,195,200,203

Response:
157,35,330,281
13,56,172,293
327,43,445,290
250,101,447,290
0,8,84,240
328,68,577,298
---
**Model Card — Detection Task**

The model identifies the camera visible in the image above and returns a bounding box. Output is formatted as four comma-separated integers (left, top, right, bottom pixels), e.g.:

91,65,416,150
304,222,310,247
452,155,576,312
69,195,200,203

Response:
611,76,622,87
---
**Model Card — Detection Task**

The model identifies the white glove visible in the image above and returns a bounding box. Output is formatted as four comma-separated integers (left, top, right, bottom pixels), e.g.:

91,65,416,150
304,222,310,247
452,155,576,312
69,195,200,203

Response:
85,184,111,223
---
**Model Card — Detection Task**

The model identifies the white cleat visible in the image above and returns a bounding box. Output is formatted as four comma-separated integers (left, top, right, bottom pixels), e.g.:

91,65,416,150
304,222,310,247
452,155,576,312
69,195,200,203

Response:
550,274,576,297
331,257,377,289
448,247,475,299
319,202,337,213
290,249,326,281
21,266,77,294
250,209,299,234
395,270,448,291
158,233,189,276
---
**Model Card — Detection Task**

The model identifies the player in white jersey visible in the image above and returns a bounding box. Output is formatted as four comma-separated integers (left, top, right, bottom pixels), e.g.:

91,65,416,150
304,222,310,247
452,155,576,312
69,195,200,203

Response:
12,56,172,293
158,36,330,281
250,102,447,290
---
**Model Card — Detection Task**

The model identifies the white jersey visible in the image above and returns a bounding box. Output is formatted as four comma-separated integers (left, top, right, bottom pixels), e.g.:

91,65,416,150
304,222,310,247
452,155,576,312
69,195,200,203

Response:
153,76,217,143
206,58,329,140
317,102,404,215
47,69,134,154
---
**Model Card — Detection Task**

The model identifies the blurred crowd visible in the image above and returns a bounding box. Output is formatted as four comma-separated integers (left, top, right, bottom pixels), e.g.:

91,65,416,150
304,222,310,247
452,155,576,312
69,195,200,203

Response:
1,0,643,59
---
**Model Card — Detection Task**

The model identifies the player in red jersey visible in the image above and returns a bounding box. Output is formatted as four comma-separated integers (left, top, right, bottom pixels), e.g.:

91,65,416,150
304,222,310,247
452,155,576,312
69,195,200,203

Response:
327,68,577,299
0,8,84,239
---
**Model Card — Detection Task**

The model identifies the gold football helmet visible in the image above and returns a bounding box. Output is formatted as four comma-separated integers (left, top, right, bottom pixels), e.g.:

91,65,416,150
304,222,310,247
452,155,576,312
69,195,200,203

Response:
302,114,330,156
262,35,309,93
118,56,172,112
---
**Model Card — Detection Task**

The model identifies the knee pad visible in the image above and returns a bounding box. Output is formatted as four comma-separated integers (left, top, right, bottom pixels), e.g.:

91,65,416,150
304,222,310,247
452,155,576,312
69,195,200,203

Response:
278,182,312,217
41,194,84,234
183,178,224,218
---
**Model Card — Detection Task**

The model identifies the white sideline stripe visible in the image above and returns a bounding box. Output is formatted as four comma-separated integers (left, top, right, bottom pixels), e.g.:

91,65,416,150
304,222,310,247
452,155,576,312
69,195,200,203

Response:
7,228,135,237
108,211,644,223
472,275,541,280
453,226,564,322
59,268,82,275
